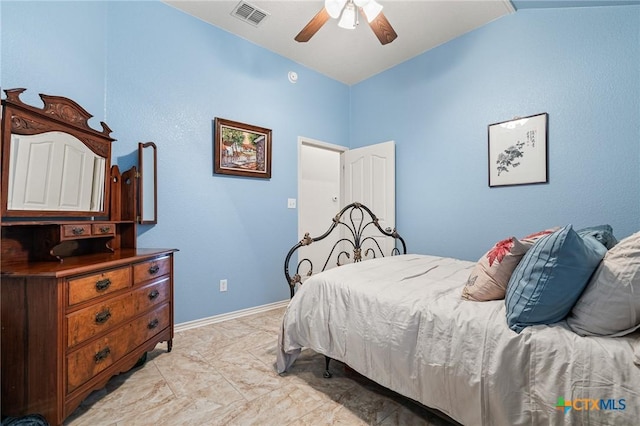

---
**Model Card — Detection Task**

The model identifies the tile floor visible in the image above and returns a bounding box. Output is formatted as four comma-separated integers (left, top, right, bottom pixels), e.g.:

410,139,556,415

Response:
65,306,456,426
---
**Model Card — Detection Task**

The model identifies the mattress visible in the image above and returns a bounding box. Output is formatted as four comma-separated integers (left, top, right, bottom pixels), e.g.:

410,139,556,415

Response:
277,254,640,425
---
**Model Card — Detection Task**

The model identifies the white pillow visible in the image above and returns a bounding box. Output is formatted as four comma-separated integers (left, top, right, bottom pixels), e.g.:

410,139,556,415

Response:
567,231,640,337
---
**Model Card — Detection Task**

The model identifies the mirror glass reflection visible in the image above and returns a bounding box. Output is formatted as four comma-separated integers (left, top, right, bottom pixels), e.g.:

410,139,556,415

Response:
138,142,157,224
8,131,106,212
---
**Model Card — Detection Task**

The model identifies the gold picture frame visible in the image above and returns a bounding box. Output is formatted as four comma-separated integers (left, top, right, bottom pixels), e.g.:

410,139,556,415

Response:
214,117,272,179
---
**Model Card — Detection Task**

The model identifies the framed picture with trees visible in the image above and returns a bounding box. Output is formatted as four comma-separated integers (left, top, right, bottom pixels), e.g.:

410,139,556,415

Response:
213,117,272,179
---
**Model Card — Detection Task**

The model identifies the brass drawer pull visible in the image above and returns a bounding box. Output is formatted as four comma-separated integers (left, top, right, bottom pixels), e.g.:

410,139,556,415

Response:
95,278,111,291
98,226,111,233
148,290,160,300
72,227,85,235
148,265,160,275
147,319,159,329
94,309,112,324
94,347,111,363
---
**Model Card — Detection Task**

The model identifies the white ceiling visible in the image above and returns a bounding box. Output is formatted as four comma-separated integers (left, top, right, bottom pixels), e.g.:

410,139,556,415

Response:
164,0,516,85
163,0,640,85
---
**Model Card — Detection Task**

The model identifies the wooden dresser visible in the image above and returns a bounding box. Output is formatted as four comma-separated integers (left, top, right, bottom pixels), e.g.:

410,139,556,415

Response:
1,248,176,425
0,89,177,425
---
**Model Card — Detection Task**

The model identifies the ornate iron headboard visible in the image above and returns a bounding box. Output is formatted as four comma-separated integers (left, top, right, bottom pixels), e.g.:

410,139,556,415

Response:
284,202,407,298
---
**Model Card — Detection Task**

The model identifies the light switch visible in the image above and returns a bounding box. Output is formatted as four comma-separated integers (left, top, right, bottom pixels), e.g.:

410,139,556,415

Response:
287,198,297,209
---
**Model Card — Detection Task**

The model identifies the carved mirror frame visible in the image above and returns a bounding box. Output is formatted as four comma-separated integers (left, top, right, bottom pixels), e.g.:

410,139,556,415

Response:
1,88,115,219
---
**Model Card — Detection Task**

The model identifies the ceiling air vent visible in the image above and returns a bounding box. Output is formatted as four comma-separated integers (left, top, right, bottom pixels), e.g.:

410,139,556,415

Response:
231,1,269,27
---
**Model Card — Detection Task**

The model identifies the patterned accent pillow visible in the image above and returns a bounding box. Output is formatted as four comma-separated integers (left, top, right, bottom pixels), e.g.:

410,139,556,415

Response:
462,237,530,301
505,225,607,333
520,227,560,247
567,231,640,337
461,227,559,302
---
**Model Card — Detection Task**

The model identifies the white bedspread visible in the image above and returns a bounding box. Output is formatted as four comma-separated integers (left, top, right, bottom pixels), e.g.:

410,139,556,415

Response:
277,254,640,425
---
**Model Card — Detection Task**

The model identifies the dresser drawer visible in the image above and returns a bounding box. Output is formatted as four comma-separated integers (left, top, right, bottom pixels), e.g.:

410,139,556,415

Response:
66,293,135,348
61,224,92,239
132,277,171,315
66,303,171,393
133,303,171,347
67,266,131,307
66,323,134,393
91,223,115,236
133,256,171,284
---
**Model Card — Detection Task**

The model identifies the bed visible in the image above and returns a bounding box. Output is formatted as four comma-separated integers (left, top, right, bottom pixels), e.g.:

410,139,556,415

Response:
277,204,640,425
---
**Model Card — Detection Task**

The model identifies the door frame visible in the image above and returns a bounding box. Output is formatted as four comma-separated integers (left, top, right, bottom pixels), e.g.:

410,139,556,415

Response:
297,136,348,240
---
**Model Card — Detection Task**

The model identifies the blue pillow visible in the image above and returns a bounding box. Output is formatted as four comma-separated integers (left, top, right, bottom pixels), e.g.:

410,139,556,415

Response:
576,224,618,249
505,225,607,333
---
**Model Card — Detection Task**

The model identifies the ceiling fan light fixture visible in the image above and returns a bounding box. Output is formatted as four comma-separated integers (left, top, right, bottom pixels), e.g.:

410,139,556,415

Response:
325,0,347,19
296,0,396,45
361,0,383,22
337,2,357,29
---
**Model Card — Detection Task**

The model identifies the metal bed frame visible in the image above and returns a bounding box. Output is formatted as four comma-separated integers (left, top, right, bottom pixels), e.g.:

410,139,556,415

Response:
283,202,407,377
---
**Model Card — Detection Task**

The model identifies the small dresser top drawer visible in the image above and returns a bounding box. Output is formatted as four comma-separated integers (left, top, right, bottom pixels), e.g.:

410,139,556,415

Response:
67,266,131,307
91,223,115,236
61,224,92,239
133,256,171,284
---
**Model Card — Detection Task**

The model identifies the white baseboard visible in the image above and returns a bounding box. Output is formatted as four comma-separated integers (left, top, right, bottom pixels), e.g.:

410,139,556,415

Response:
174,299,289,333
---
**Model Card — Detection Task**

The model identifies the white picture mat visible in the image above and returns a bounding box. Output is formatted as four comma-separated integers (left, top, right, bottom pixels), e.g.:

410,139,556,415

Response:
488,113,547,187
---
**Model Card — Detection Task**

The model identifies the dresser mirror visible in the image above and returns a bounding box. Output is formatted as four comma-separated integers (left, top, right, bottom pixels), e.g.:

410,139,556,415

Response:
138,142,157,224
6,131,107,213
1,88,114,219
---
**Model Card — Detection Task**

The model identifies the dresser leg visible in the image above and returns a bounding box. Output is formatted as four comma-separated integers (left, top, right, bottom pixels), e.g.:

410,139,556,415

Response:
167,339,173,352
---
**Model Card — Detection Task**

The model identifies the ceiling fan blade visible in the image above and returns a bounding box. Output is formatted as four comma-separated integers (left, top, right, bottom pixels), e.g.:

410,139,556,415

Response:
366,11,397,45
295,7,330,42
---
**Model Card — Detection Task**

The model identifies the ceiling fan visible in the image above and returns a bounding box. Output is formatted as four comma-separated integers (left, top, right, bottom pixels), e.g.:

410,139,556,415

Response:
295,0,398,45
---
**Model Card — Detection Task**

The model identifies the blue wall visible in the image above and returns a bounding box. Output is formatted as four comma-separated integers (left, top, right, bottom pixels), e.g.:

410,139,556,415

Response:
0,1,109,126
2,2,639,323
351,5,640,261
0,1,349,323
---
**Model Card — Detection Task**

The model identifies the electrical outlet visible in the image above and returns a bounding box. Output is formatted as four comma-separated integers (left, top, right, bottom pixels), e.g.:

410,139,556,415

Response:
220,279,228,292
287,198,296,209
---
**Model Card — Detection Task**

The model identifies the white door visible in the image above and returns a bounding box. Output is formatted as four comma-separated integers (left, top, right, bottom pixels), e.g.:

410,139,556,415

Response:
297,138,396,274
298,138,347,276
342,140,396,256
